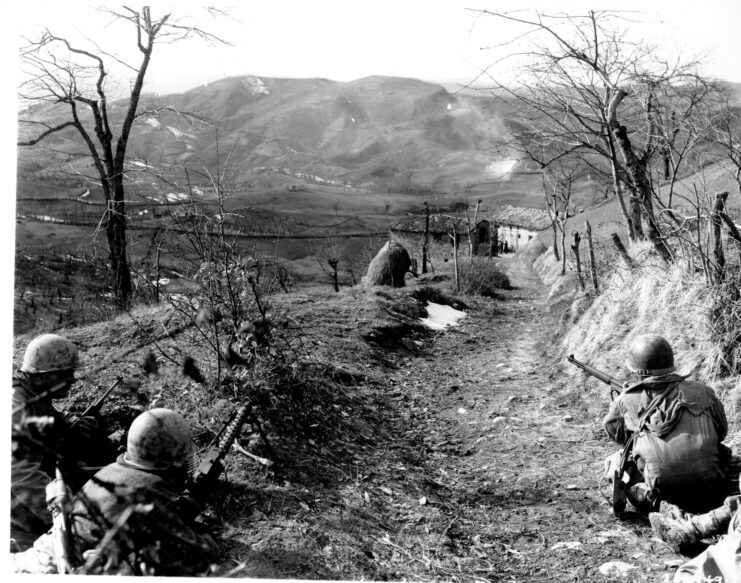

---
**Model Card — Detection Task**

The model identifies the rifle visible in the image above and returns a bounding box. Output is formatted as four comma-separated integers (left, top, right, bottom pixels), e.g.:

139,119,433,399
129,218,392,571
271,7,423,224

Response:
69,378,123,428
188,405,253,499
566,354,624,400
47,466,81,573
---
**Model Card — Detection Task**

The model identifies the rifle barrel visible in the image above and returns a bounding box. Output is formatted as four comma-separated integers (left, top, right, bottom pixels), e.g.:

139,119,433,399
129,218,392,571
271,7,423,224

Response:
567,355,623,389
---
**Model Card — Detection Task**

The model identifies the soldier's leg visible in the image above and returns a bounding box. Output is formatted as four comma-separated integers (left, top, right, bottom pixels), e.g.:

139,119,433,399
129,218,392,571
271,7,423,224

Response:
649,497,738,546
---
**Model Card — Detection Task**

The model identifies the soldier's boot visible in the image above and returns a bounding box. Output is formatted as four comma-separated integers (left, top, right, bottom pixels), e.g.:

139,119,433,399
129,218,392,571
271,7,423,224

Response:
649,505,734,546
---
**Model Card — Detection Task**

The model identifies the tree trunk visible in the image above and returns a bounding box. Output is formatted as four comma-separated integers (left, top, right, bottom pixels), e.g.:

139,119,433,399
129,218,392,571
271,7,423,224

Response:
711,191,729,283
107,181,133,306
613,124,671,261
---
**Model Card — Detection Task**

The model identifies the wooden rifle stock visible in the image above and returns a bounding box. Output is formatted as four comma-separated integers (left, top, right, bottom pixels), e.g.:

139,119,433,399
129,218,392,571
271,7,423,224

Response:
47,467,81,573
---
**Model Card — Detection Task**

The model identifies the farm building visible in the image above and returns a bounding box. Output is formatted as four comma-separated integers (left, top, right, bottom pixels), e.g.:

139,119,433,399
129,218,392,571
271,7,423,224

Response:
389,213,492,268
488,205,551,252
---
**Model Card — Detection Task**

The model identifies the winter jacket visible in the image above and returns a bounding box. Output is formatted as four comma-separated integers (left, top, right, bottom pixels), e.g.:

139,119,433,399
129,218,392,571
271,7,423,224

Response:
603,374,728,513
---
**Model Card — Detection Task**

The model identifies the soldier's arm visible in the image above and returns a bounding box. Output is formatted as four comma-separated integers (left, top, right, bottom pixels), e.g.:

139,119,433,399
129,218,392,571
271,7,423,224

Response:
603,399,629,444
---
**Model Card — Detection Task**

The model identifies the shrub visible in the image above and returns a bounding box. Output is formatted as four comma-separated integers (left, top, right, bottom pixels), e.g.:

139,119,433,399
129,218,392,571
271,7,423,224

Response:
458,258,510,297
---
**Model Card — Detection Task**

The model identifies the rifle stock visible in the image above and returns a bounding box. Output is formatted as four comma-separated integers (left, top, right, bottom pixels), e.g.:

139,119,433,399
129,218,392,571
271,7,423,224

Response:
567,355,624,396
47,467,80,573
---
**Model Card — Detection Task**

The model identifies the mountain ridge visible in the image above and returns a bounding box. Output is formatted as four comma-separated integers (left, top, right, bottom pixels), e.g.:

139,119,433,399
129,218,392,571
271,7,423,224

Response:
18,74,521,195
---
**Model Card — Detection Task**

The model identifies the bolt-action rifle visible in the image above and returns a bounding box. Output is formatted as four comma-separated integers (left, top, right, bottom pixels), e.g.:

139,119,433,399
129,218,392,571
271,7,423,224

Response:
47,466,82,573
567,355,636,516
188,405,253,500
567,354,625,400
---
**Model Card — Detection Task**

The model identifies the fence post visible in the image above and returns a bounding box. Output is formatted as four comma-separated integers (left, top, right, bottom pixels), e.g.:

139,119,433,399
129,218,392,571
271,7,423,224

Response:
586,221,599,294
571,231,585,291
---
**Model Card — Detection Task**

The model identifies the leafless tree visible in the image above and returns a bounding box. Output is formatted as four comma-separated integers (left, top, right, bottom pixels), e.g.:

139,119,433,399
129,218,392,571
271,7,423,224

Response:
18,6,228,305
470,9,717,263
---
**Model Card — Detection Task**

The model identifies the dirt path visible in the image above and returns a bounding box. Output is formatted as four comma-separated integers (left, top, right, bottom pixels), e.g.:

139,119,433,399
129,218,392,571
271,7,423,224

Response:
376,255,684,582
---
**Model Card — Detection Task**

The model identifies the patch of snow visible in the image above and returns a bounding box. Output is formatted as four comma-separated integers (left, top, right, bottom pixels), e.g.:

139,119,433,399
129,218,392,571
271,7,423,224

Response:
420,302,466,330
130,160,147,168
165,192,190,203
137,210,149,216
446,103,453,110
157,278,171,286
145,117,161,128
598,562,635,577
166,126,196,140
78,189,90,198
551,541,583,552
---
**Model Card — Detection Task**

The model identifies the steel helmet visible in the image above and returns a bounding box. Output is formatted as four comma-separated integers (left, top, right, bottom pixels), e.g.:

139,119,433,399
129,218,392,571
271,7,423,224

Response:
627,334,675,376
124,408,194,472
21,334,79,374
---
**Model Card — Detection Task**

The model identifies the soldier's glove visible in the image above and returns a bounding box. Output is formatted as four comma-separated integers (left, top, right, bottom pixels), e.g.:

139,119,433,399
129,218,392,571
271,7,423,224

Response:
71,416,99,439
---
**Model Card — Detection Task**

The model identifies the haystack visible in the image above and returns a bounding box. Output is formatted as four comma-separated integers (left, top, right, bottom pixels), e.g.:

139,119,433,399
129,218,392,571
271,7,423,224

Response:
364,242,411,288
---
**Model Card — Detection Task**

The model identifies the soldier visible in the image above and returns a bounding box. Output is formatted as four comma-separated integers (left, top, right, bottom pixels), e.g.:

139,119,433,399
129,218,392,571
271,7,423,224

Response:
11,334,103,551
11,408,217,575
603,334,728,515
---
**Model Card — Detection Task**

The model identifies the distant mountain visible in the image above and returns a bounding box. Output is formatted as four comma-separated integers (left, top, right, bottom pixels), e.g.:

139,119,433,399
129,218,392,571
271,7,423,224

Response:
17,74,521,195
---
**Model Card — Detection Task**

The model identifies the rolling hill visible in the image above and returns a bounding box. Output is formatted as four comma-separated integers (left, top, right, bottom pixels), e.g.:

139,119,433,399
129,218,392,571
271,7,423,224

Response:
17,75,522,197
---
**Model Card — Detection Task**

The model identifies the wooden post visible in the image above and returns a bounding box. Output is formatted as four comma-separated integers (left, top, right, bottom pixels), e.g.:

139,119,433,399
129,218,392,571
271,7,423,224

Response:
422,201,429,274
586,221,599,294
450,223,460,292
611,233,635,269
489,223,498,258
571,231,585,291
719,211,741,265
712,191,730,283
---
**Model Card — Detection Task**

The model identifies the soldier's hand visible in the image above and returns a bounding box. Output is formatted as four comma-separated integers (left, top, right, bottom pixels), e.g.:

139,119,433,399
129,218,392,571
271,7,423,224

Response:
73,415,100,439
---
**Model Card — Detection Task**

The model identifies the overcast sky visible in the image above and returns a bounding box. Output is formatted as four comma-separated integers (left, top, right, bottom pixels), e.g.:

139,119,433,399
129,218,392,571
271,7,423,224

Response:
6,0,741,97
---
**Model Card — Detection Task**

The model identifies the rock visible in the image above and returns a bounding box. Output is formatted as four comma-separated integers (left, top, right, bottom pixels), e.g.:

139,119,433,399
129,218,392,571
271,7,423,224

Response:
562,414,574,422
491,416,507,427
457,407,467,415
550,541,583,552
598,561,636,577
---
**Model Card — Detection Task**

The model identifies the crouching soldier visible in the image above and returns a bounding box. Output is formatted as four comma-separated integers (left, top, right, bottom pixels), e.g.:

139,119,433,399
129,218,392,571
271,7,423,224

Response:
603,334,728,516
11,408,217,575
11,334,107,551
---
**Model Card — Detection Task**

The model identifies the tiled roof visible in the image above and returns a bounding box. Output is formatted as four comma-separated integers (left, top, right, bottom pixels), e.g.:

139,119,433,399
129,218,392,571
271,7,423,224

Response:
487,204,551,231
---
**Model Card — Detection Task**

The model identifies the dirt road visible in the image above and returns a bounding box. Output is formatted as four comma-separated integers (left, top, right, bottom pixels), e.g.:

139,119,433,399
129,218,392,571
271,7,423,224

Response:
372,255,684,582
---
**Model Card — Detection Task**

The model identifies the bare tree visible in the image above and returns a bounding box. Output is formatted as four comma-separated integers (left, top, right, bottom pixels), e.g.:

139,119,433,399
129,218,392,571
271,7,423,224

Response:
18,7,227,305
471,9,714,262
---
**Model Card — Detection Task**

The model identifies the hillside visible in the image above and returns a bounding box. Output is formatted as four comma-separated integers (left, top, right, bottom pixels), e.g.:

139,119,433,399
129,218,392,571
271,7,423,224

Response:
17,74,522,196
13,247,739,580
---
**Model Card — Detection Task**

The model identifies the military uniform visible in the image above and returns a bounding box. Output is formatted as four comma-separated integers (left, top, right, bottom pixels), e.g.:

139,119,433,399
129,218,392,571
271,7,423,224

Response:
11,456,216,574
12,409,216,575
604,374,728,513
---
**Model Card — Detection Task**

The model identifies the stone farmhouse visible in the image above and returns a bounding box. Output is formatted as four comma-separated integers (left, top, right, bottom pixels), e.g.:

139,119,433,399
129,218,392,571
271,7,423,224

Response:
487,204,551,252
